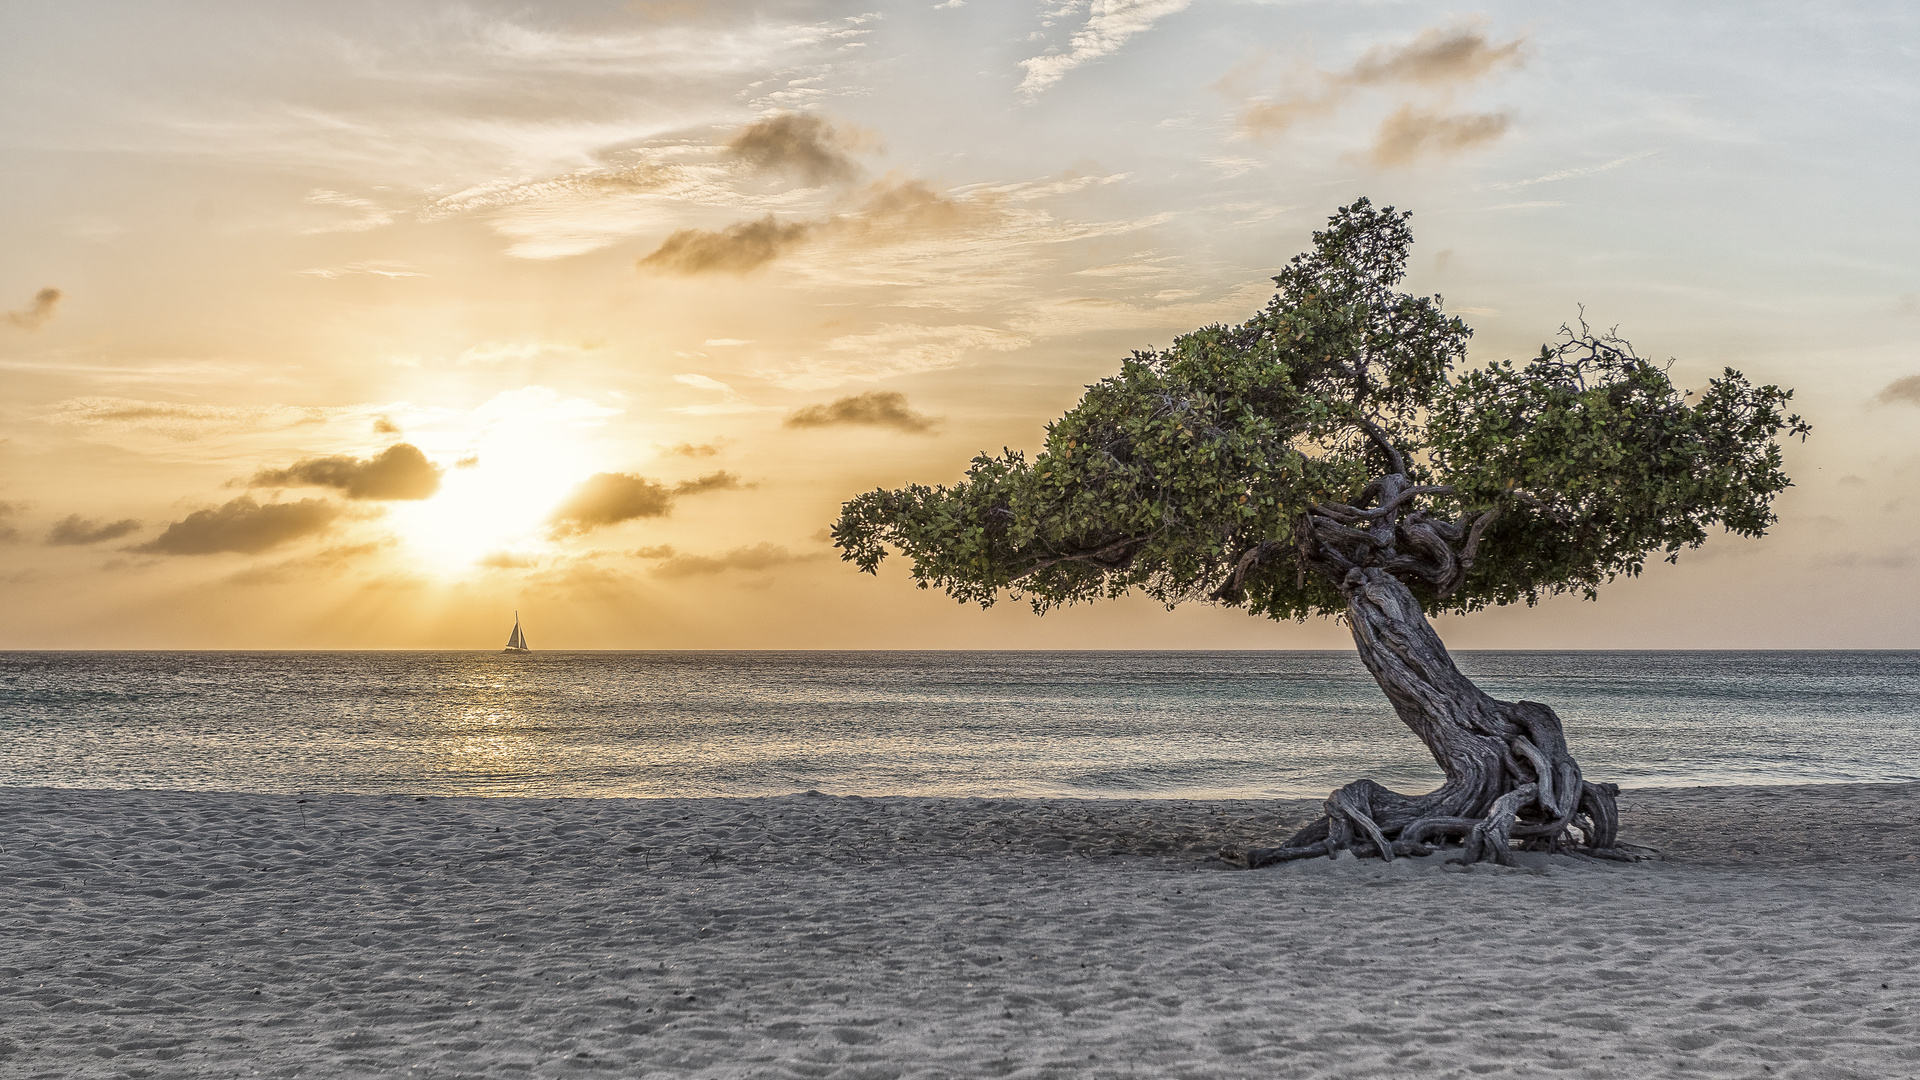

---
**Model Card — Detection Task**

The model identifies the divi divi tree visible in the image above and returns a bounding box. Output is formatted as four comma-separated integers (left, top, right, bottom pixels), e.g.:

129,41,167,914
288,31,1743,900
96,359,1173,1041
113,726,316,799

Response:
833,199,1809,866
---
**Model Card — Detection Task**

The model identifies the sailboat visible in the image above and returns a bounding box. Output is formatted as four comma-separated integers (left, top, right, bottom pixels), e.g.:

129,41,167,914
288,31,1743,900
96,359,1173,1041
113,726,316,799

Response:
502,611,531,653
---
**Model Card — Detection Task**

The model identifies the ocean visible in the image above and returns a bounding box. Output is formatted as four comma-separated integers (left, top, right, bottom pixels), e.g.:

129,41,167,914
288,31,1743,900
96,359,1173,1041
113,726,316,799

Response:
2,651,1916,800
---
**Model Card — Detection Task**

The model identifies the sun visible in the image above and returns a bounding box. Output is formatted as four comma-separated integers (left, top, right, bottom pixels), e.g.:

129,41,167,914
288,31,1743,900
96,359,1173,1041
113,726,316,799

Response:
386,398,606,572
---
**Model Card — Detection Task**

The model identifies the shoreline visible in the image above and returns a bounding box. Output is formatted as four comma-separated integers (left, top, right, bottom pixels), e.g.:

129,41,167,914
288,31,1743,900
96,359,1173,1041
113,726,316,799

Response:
4,782,1916,1078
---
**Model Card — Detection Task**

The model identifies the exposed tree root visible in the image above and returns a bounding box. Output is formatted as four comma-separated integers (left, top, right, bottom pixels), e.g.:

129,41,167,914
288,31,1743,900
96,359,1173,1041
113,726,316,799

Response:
1221,566,1652,870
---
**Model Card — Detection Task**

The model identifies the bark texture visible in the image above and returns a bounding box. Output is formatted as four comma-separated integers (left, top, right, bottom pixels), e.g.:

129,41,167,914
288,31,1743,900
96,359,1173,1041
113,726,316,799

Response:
1225,568,1631,868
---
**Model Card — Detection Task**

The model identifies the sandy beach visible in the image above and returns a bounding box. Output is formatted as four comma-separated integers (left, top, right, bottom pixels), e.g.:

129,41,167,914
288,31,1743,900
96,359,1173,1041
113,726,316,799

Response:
2,783,1915,1079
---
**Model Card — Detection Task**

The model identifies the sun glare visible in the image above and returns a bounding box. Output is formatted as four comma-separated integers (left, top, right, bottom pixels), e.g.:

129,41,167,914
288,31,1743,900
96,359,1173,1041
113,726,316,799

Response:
388,402,603,573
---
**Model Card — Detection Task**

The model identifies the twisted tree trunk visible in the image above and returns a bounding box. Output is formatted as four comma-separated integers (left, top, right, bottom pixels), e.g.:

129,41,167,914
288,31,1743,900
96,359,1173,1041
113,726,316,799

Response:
1231,567,1627,868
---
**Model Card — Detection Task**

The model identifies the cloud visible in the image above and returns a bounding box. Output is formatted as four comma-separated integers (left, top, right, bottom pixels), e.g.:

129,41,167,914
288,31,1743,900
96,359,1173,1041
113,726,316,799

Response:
644,541,822,578
663,441,724,457
636,174,991,277
673,373,763,415
773,323,1029,390
636,171,1126,293
830,174,995,242
725,111,873,186
1236,23,1523,158
44,397,335,441
417,109,877,260
638,215,816,274
46,515,142,546
298,262,427,279
785,391,942,434
1366,106,1510,167
1347,25,1524,87
548,473,675,536
1496,150,1658,191
0,501,22,544
673,470,747,495
373,415,401,435
302,189,395,233
1018,0,1196,98
548,466,748,537
1877,375,1920,406
250,443,443,500
135,497,342,555
6,287,63,330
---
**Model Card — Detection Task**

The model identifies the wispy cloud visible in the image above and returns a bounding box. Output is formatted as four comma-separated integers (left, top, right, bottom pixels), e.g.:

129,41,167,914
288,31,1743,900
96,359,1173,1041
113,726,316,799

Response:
642,541,825,578
784,391,943,433
772,324,1028,390
672,373,764,415
302,189,394,233
1494,150,1659,191
297,262,426,279
45,398,334,441
46,515,142,546
1232,24,1524,167
1018,0,1196,98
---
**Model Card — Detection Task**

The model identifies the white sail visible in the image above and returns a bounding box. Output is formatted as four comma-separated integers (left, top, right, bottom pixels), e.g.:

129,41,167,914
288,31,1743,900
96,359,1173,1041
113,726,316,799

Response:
504,611,530,652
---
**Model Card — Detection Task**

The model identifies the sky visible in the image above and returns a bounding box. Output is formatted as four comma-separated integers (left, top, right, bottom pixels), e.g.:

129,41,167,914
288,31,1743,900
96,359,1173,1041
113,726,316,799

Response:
2,0,1917,650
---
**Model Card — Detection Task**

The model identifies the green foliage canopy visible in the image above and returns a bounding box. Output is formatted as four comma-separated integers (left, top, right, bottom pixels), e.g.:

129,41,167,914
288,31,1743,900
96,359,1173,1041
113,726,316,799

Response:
833,199,1810,621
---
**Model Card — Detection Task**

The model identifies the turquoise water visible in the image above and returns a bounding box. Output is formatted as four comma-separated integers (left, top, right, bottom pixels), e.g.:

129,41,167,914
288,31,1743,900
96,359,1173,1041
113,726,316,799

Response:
1,651,1915,799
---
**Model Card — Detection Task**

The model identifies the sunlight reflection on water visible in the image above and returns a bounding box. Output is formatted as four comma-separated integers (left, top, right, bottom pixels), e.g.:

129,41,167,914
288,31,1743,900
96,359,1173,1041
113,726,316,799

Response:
2,651,1916,799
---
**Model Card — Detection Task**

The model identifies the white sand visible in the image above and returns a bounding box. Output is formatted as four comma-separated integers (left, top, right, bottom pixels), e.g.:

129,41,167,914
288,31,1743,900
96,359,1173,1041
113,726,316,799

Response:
2,783,1916,1079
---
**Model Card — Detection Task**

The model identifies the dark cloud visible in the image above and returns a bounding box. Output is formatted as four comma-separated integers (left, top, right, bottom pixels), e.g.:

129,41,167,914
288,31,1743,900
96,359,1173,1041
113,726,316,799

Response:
548,473,674,536
784,391,942,434
1876,375,1920,406
1367,106,1510,167
637,176,992,277
135,497,341,556
673,470,747,495
1349,26,1524,86
373,415,401,435
638,216,815,275
46,514,141,546
646,542,821,578
664,441,723,458
725,112,870,186
548,468,745,537
5,287,62,330
251,443,442,500
0,500,22,544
